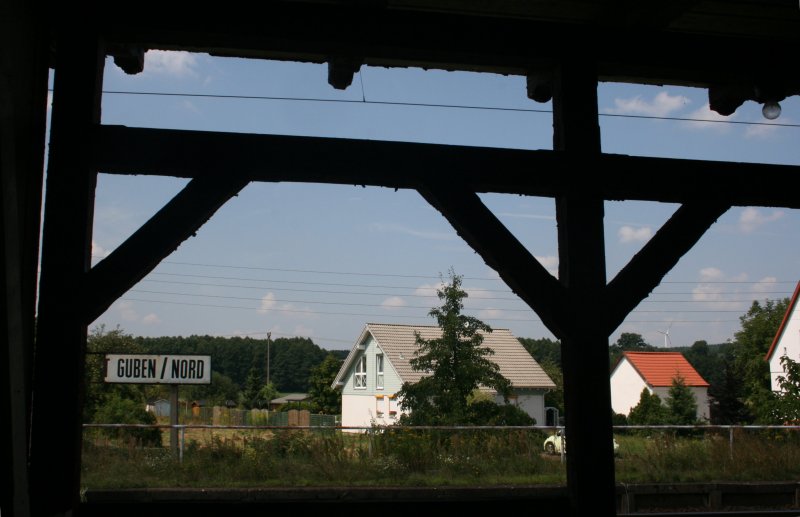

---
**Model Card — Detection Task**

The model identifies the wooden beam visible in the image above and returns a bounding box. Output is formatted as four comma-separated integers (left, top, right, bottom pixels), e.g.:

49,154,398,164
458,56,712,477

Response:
30,33,104,517
552,60,617,516
1,2,49,516
416,180,567,337
93,4,800,87
93,125,800,208
84,177,249,324
604,202,730,335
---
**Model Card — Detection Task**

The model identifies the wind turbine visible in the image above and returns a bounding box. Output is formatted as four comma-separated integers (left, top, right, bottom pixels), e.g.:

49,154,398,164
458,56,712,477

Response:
657,322,673,348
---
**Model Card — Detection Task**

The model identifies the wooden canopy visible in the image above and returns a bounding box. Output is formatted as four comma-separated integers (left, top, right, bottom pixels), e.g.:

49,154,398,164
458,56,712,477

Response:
3,1,800,516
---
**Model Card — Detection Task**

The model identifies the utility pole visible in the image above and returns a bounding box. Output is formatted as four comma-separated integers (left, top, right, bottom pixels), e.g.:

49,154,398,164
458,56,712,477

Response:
266,332,271,386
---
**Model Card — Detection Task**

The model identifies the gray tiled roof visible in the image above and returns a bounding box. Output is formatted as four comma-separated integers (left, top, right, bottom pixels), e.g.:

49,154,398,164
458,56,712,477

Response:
365,323,555,390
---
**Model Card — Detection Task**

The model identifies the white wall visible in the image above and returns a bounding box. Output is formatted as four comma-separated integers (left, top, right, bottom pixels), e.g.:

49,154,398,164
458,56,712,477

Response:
493,391,547,425
652,386,709,421
769,315,800,392
610,358,649,415
340,393,407,431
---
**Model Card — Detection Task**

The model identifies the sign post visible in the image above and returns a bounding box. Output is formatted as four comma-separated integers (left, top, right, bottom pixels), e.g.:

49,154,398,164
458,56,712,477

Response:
104,354,211,458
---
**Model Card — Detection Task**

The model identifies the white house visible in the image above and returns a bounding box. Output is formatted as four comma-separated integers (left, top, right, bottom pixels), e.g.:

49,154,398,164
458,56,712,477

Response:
610,351,710,421
331,323,555,428
765,281,800,392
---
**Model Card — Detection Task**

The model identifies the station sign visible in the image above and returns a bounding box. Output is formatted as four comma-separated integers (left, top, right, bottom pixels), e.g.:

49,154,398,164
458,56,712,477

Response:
104,354,211,384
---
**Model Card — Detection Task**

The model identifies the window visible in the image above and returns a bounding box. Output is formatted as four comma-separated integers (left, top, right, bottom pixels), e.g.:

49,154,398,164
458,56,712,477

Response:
376,353,384,389
354,355,367,388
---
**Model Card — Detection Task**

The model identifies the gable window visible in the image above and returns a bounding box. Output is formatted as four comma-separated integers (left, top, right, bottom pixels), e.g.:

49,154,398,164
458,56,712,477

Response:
354,355,367,388
376,353,384,389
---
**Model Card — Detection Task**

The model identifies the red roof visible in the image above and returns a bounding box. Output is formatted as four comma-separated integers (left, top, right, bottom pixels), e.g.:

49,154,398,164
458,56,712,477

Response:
764,280,800,361
622,351,709,387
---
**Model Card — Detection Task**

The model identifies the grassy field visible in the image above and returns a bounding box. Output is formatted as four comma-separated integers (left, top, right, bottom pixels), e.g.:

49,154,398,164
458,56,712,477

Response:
80,427,800,489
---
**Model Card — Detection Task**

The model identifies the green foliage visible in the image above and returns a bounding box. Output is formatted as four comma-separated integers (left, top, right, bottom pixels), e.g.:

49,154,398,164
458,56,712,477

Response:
465,400,535,425
181,371,239,407
93,393,161,446
666,375,699,424
766,355,800,424
134,334,330,393
518,337,561,367
397,271,513,426
628,388,667,425
308,353,343,414
731,297,789,423
84,325,150,422
609,333,655,369
239,367,277,409
538,359,564,417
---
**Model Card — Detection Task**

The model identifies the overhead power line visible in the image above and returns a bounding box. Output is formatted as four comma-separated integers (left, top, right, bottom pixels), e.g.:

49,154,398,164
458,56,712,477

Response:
94,89,800,128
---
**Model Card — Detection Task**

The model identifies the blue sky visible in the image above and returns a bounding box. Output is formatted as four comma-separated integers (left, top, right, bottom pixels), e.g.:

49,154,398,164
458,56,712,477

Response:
69,50,800,350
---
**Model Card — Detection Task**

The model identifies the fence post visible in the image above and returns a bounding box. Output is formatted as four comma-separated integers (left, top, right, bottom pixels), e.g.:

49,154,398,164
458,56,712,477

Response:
729,426,734,460
179,426,185,463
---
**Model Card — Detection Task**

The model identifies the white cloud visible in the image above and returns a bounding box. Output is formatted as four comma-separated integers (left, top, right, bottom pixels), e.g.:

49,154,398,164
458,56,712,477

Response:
739,207,784,234
381,296,407,309
414,282,446,298
118,301,138,322
92,240,110,258
144,50,199,77
142,313,161,325
682,103,733,131
744,117,789,139
606,91,689,117
752,276,778,294
618,226,652,244
293,324,315,337
479,308,504,319
496,212,555,221
535,255,559,276
181,100,201,114
692,269,749,311
258,293,277,314
370,222,455,241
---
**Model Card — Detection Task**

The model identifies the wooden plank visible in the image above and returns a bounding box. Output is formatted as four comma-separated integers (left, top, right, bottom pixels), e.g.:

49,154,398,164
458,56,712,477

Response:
30,33,105,517
416,180,568,337
85,177,249,324
604,202,730,335
552,60,617,516
93,125,800,208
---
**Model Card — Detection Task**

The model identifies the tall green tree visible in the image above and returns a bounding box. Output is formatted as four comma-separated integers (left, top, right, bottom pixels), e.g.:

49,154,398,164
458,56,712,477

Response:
239,366,276,409
732,297,789,422
307,353,343,414
397,271,521,425
666,375,699,424
628,388,667,425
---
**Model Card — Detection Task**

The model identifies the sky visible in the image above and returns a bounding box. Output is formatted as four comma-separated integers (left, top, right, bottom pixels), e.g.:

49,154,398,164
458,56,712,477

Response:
58,50,800,351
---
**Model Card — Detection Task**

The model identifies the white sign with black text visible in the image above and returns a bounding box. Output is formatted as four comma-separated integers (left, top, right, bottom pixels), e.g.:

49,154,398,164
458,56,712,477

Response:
104,354,211,384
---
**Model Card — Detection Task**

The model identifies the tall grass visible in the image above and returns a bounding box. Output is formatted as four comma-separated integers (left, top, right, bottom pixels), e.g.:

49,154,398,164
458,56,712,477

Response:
81,427,800,489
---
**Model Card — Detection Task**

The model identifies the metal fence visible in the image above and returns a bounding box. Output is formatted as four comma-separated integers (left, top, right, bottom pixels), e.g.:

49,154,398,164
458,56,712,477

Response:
81,423,800,464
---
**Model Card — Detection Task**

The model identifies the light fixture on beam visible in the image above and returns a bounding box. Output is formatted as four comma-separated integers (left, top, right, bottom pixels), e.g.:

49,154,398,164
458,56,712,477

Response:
762,101,782,120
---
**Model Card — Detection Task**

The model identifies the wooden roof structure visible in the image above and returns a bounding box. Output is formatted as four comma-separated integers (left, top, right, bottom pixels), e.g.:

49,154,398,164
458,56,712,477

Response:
3,1,800,516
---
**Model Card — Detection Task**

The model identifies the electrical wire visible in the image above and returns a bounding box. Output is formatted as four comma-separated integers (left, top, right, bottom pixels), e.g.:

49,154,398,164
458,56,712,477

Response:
94,89,800,129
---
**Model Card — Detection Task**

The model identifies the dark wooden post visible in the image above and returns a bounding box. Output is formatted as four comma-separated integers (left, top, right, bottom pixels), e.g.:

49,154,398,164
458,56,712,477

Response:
552,60,617,515
29,33,104,516
1,2,50,516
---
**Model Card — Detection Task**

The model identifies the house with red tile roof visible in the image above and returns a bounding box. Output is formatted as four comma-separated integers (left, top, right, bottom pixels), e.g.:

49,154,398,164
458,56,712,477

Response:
610,351,710,421
331,323,555,429
765,281,800,392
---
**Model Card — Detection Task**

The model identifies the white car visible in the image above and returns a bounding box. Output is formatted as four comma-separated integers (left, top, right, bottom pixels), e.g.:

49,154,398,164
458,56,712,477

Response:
543,429,619,455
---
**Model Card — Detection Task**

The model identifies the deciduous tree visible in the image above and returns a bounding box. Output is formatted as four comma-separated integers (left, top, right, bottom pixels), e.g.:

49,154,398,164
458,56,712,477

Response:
397,271,526,425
